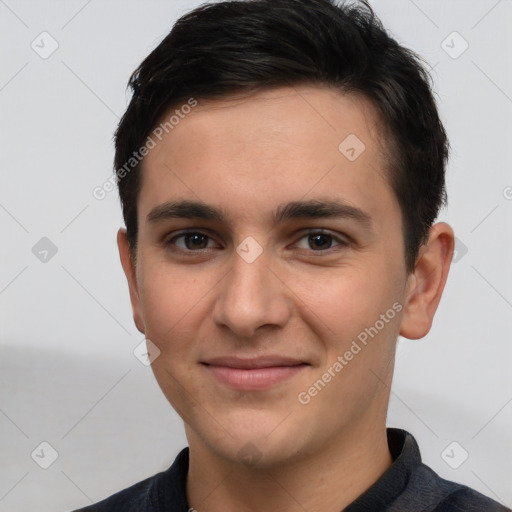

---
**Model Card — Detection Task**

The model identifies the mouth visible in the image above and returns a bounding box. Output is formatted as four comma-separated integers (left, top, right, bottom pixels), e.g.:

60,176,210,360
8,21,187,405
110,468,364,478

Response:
201,356,309,391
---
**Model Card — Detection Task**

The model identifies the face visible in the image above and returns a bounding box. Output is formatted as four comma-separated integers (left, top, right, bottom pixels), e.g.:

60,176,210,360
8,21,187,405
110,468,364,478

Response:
120,85,420,467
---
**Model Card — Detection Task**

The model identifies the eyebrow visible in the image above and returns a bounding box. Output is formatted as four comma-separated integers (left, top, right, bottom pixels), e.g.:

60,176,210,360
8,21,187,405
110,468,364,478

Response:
274,199,371,226
146,198,372,227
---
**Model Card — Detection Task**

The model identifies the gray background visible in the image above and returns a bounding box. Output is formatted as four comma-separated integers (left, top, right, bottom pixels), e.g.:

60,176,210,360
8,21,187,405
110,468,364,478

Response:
0,0,511,510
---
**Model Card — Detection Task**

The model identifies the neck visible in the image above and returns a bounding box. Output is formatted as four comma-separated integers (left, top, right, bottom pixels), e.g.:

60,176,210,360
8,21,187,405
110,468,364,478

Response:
186,422,392,512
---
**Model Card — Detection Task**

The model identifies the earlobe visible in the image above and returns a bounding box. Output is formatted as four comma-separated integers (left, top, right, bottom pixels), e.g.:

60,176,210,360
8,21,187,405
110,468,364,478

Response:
117,228,146,334
399,222,454,340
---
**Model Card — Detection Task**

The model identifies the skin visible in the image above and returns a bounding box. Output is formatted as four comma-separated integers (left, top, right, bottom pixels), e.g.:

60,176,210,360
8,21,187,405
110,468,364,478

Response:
117,85,454,512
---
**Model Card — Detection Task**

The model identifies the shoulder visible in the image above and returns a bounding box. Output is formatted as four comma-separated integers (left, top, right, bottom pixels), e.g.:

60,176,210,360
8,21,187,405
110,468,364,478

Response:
383,430,509,511
412,463,510,511
430,479,510,511
70,472,157,512
69,448,190,512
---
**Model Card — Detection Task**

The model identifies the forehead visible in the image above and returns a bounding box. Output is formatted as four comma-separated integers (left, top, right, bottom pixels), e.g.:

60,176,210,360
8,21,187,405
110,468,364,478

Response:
138,85,398,226
156,86,384,164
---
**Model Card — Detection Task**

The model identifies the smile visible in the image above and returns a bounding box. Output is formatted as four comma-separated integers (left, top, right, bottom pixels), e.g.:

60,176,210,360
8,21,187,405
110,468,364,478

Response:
201,356,309,390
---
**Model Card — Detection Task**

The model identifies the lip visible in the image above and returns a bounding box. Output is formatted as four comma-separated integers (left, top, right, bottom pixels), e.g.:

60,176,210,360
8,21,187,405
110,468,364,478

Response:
201,356,309,390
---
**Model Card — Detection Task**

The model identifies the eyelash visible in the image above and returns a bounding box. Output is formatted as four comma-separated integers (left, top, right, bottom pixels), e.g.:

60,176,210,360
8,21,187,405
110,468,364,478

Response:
164,229,350,255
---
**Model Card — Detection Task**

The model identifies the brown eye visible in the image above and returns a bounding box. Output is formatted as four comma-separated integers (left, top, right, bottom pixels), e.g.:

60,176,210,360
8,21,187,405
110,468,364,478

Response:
168,231,218,251
308,233,333,250
294,230,349,252
183,233,209,250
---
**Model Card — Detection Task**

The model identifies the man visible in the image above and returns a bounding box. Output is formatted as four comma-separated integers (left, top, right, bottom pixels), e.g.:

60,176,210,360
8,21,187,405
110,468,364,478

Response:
75,0,509,510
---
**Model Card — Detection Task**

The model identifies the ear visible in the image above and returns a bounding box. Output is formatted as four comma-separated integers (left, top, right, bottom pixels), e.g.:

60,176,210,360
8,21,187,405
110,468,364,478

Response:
117,228,145,334
399,222,454,340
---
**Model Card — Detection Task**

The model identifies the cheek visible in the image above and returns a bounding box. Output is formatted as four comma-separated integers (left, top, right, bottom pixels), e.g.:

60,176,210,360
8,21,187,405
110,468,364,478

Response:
292,266,397,336
137,263,205,348
290,264,405,393
139,266,208,411
296,273,402,417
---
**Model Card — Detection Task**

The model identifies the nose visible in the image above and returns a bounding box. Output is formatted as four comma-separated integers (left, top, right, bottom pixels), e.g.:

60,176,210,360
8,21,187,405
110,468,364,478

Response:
212,249,292,339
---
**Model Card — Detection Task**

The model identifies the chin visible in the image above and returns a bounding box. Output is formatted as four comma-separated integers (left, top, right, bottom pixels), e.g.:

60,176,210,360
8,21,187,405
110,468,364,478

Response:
191,409,312,470
213,435,303,470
